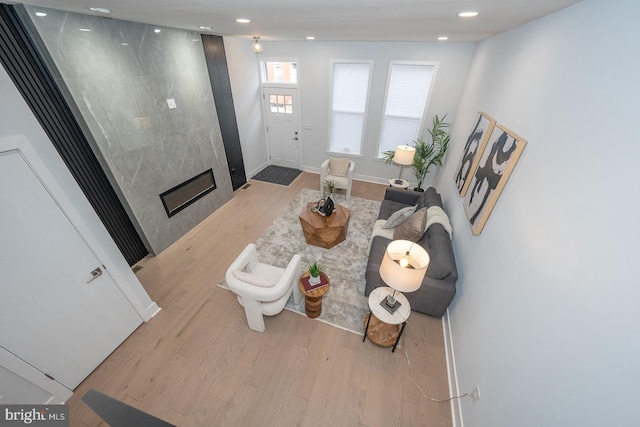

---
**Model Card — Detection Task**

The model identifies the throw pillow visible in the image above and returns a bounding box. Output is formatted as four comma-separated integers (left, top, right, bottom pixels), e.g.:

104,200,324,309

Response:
393,207,427,242
232,270,276,288
382,205,416,229
329,158,350,176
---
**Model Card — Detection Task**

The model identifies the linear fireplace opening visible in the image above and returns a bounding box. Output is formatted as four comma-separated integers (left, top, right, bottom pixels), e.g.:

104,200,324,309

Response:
160,169,216,218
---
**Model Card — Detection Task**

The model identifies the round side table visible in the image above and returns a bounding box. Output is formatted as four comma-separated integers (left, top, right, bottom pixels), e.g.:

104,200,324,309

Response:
388,178,410,189
363,286,411,352
298,272,330,318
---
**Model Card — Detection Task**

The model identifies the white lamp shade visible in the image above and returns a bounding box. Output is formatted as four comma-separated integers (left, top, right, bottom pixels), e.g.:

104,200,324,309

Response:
394,145,415,166
379,240,429,293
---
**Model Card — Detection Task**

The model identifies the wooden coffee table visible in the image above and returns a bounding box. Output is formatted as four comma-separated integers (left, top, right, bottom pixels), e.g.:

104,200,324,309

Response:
299,202,350,249
298,272,330,318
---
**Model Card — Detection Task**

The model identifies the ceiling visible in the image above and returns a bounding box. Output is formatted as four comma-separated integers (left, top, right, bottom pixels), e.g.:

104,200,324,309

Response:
21,0,582,42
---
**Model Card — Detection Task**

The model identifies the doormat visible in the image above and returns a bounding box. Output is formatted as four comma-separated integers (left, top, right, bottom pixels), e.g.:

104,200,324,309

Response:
251,165,302,186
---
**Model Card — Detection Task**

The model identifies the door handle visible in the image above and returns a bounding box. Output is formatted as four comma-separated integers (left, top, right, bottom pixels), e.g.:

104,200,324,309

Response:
292,137,298,140
86,267,103,284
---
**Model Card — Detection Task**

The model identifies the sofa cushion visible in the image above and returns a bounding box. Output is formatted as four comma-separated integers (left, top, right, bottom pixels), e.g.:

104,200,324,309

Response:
329,158,350,176
383,205,416,228
424,225,454,279
393,208,427,242
232,270,276,288
415,187,443,211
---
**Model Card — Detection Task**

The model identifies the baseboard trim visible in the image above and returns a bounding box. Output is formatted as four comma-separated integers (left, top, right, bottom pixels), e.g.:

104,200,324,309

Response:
443,308,464,427
144,302,161,321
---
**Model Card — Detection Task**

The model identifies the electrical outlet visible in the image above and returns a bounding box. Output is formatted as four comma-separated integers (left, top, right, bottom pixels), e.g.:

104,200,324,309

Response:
470,386,481,399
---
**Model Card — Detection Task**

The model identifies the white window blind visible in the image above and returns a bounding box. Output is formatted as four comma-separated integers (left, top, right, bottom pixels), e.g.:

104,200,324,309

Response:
329,62,371,155
378,63,435,156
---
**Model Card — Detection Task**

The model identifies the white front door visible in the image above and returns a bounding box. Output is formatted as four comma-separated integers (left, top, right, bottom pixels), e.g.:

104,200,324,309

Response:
263,87,300,169
0,149,142,390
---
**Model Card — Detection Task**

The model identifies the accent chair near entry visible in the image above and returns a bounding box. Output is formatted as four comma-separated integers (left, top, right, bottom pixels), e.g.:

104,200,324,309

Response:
320,158,355,201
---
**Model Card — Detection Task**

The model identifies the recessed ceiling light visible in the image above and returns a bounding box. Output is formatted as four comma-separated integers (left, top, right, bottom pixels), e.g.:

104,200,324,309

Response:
154,28,161,33
199,26,213,31
438,36,449,41
35,12,47,17
306,36,315,40
236,18,251,23
79,28,91,32
88,7,111,14
458,11,479,18
121,43,128,46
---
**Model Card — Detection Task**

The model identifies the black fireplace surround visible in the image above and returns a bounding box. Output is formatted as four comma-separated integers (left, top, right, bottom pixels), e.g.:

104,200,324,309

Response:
159,169,216,218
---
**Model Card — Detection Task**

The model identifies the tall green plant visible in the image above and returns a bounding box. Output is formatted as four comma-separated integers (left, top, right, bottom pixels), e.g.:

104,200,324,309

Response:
382,114,451,190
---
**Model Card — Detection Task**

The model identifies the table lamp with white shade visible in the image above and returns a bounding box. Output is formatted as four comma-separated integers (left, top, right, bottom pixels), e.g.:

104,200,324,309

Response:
379,239,430,314
392,145,415,185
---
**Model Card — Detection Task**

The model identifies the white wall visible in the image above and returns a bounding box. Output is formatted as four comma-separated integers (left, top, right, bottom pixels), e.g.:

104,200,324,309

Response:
224,36,270,178
438,0,640,425
224,39,475,185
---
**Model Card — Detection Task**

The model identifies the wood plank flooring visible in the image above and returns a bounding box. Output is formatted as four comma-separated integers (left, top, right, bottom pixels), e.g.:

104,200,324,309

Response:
66,172,453,427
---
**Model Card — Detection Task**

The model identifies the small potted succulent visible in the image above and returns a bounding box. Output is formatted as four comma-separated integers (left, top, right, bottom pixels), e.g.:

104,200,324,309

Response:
308,261,324,285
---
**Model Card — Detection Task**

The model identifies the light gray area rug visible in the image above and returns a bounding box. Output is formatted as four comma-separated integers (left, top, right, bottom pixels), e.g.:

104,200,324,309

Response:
219,189,381,334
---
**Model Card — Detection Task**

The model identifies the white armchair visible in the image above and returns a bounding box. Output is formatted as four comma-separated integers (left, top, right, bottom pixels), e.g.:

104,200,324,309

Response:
320,158,355,201
226,243,302,332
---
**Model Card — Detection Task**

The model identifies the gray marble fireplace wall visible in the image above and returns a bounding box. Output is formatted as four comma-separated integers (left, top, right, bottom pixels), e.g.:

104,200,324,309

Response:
22,6,233,254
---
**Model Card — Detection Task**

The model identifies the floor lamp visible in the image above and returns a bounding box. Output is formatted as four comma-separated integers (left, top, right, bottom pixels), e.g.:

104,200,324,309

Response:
379,240,429,314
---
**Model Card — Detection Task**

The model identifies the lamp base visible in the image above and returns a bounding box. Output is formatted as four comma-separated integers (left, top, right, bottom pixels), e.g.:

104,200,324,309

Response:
380,297,402,315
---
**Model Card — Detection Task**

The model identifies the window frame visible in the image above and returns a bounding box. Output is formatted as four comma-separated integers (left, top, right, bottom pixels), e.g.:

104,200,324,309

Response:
327,59,374,157
376,61,439,159
259,57,299,87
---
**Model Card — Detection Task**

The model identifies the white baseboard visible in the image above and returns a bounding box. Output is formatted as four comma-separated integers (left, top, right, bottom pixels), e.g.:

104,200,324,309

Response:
144,302,161,320
246,161,270,180
443,308,464,427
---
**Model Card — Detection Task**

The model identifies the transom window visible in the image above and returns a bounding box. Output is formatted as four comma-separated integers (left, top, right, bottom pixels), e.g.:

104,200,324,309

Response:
328,61,372,156
378,62,436,157
261,61,297,84
269,94,293,114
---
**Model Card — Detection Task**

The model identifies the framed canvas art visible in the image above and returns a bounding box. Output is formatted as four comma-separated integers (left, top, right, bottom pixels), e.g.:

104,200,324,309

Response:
454,112,496,196
463,124,527,235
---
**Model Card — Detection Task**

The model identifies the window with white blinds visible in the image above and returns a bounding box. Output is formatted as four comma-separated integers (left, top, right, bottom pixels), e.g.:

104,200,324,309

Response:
378,62,435,157
329,61,372,155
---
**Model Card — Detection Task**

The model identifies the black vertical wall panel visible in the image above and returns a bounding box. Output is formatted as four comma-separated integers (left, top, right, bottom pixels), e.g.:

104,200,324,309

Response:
201,34,247,191
0,4,148,266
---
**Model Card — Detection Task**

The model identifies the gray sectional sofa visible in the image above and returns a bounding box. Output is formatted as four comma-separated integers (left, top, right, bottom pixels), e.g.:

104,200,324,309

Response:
364,187,458,317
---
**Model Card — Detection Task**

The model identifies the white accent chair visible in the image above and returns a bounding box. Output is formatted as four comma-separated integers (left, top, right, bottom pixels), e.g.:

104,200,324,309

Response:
226,243,302,332
320,158,355,202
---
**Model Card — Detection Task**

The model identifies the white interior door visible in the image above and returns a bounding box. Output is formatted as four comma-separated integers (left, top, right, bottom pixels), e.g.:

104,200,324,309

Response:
0,149,142,390
263,87,300,169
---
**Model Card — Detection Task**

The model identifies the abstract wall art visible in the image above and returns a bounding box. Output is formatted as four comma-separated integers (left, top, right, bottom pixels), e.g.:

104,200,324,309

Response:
454,112,496,196
463,124,527,235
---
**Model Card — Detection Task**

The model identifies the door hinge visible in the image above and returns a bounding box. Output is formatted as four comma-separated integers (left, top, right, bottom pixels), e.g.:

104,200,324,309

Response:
44,373,55,380
266,126,268,132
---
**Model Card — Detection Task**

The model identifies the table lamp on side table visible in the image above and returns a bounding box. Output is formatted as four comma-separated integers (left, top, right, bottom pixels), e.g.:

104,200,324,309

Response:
392,145,415,186
379,239,430,314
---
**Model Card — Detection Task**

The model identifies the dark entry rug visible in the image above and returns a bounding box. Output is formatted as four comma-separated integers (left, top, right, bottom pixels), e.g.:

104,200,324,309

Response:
251,165,302,186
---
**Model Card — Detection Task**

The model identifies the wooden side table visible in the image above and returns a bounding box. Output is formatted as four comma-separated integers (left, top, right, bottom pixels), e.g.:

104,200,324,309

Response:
298,272,330,318
363,286,410,352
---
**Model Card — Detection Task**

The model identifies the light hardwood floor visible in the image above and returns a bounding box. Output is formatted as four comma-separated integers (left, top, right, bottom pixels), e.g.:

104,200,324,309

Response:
67,172,453,427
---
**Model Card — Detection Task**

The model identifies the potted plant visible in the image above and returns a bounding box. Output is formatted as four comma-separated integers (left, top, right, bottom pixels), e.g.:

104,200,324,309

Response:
323,179,336,199
308,261,324,285
382,114,451,191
